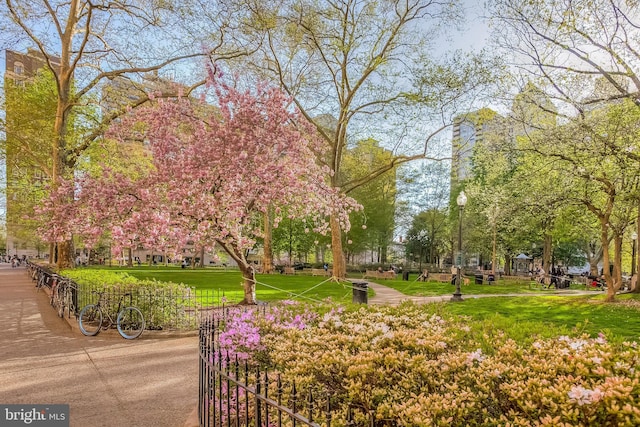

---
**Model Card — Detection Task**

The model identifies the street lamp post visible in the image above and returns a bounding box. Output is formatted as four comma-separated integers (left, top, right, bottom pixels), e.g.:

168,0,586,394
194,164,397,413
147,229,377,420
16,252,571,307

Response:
452,190,467,302
632,232,637,277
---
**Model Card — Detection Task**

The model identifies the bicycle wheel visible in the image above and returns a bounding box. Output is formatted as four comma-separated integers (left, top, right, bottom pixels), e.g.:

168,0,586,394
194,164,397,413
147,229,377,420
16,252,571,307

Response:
78,304,103,336
117,307,145,339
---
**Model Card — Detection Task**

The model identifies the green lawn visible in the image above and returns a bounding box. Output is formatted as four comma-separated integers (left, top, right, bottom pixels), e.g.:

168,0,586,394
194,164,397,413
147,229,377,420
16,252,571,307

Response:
369,274,589,295
118,267,363,303
86,266,640,342
442,294,640,343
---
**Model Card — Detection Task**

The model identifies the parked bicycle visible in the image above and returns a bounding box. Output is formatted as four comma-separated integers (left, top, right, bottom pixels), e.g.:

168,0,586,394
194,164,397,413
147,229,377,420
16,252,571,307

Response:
34,266,51,292
49,274,77,319
78,291,145,339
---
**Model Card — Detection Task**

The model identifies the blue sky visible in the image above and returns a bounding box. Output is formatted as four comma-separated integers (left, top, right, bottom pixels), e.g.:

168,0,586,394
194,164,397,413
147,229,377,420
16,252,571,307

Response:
0,2,491,226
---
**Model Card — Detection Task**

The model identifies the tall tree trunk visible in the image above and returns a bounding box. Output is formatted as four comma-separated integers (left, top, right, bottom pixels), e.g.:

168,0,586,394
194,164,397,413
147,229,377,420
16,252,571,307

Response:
491,223,497,274
51,4,81,268
49,243,55,266
600,220,616,302
330,215,346,278
57,241,74,269
127,247,133,267
612,234,623,293
543,233,552,271
198,247,205,268
634,206,640,293
262,210,273,273
52,1,78,269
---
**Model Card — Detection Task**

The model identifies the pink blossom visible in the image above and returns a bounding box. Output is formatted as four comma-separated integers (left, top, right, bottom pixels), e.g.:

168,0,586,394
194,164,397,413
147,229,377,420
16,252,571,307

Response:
36,73,360,303
466,349,486,365
568,385,603,405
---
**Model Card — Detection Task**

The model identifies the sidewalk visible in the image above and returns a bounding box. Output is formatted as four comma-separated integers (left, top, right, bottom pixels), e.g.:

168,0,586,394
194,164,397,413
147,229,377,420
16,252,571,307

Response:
0,264,199,427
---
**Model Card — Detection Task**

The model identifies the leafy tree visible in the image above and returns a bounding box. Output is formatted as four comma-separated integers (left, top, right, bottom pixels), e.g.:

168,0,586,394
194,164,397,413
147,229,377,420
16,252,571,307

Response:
3,70,59,256
42,75,358,304
342,139,396,265
1,0,242,267
405,208,449,270
489,0,640,111
489,0,640,294
271,216,319,266
221,0,501,277
519,102,640,300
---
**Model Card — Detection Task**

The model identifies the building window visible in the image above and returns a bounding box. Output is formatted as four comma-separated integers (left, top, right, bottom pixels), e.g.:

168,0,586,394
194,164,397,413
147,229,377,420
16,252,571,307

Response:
14,62,24,75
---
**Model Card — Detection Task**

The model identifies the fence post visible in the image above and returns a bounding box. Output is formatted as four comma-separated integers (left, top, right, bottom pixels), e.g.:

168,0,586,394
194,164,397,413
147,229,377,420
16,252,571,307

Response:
255,367,262,426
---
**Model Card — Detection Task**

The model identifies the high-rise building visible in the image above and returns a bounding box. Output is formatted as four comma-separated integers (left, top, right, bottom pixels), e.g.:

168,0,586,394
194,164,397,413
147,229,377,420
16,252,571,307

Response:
4,49,60,257
450,108,503,186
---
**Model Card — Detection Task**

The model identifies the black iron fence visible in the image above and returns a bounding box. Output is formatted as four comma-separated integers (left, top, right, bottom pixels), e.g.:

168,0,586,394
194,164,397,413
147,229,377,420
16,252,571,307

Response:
199,317,324,427
26,261,222,331
28,262,79,320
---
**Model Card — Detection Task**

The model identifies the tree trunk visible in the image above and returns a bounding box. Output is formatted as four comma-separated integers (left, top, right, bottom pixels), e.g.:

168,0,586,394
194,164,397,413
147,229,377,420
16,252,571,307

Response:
56,241,74,269
261,210,273,273
504,253,512,276
238,262,257,305
330,215,346,278
49,243,55,266
600,220,615,302
543,233,552,271
634,206,640,293
127,247,133,267
199,247,205,268
612,234,623,293
491,223,497,274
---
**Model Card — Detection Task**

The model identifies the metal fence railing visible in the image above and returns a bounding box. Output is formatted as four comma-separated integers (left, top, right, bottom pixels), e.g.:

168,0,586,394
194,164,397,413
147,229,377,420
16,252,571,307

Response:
26,261,221,331
199,317,323,427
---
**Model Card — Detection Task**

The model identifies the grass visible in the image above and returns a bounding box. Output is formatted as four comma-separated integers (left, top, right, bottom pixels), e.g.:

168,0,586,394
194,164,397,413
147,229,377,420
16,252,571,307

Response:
370,274,588,296
83,266,640,342
116,267,364,303
442,294,640,343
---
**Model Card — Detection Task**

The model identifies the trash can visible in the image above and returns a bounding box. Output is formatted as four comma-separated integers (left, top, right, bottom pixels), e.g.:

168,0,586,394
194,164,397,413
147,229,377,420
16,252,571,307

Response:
487,274,495,283
402,271,409,281
474,274,483,284
352,281,368,304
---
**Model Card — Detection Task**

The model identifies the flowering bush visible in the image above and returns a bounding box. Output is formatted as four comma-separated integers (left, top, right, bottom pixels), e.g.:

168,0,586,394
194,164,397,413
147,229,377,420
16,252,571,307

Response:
212,302,640,426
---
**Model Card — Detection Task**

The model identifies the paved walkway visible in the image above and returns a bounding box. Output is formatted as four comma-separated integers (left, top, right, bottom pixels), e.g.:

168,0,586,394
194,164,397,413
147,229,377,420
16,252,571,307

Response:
0,264,199,427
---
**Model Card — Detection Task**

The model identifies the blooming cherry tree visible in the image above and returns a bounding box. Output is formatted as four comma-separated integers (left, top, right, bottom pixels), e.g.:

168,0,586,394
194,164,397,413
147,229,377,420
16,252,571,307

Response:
45,73,359,304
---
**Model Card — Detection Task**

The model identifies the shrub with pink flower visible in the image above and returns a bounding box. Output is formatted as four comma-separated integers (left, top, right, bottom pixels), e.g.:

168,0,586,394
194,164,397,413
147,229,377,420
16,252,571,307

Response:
210,302,640,426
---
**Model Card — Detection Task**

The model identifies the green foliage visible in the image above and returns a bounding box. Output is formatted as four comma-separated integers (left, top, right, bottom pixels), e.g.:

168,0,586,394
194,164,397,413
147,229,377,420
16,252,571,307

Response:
220,302,640,426
405,208,449,266
271,215,320,263
4,70,57,249
342,139,397,263
61,268,199,329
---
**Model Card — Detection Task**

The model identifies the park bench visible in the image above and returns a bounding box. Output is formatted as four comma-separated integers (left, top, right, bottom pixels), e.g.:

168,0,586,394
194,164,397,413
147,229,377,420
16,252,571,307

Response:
363,270,396,280
364,270,379,279
311,268,330,276
436,274,450,283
